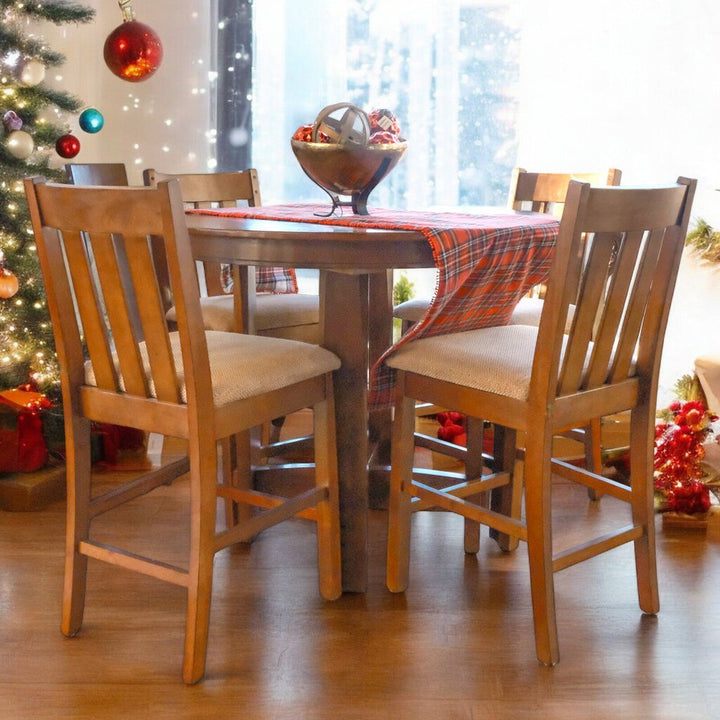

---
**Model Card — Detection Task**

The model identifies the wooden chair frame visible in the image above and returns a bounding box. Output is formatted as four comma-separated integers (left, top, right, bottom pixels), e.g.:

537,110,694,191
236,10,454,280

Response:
24,177,341,683
386,177,696,666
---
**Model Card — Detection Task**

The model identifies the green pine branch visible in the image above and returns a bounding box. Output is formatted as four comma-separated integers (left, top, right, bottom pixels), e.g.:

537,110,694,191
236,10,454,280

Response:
0,0,95,24
686,218,720,263
0,26,65,66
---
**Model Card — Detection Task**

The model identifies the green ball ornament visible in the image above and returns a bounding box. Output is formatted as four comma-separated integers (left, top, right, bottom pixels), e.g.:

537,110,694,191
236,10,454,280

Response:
79,108,104,133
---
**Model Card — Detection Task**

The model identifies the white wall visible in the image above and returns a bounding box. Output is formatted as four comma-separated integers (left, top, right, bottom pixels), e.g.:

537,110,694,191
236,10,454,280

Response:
37,0,214,185
516,0,720,403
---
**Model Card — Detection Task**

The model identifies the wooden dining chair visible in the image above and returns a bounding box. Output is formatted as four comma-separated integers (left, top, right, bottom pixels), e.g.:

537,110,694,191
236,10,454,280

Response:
142,169,321,344
24,176,342,684
398,168,622,480
385,177,696,666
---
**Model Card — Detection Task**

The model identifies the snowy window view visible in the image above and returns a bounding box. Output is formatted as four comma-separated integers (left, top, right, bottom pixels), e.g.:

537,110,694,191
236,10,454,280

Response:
247,0,520,209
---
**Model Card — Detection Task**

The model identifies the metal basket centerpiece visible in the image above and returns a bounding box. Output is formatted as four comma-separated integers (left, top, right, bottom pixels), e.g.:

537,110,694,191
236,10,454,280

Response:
291,102,407,215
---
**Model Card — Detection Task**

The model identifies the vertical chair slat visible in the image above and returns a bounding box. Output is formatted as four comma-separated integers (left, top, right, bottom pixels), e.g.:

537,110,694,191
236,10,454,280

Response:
91,231,149,398
558,233,614,395
633,224,687,381
610,228,664,382
584,230,642,389
39,228,86,388
123,233,182,404
63,229,119,392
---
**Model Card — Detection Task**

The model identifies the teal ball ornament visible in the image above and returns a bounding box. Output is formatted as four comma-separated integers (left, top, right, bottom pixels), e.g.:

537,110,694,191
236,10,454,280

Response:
79,108,104,134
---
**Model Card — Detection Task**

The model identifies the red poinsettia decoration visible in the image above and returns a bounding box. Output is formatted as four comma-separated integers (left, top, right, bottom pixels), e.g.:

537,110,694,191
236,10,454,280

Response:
437,411,467,446
654,399,717,514
435,411,495,456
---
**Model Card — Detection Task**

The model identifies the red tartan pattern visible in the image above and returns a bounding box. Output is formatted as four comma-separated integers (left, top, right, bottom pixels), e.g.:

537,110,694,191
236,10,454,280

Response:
188,204,559,407
219,263,298,294
255,266,298,293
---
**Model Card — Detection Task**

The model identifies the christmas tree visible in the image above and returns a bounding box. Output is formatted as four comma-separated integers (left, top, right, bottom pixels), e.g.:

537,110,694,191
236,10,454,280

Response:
0,0,94,400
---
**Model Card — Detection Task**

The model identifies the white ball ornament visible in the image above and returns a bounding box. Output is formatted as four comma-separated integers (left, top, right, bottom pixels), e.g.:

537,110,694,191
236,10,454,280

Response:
18,58,46,86
6,130,35,159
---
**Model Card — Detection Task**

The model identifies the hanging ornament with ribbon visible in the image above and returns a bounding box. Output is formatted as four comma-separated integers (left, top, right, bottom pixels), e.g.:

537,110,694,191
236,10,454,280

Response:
103,1,163,82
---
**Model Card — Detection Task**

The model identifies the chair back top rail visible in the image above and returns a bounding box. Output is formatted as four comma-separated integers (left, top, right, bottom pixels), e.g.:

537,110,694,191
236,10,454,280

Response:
64,162,129,187
509,168,622,215
143,169,262,208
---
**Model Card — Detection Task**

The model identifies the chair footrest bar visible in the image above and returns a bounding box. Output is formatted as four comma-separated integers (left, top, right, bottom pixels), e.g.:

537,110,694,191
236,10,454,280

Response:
409,470,511,511
216,485,318,521
551,457,631,502
214,486,327,552
552,524,643,572
79,540,189,586
261,434,314,458
410,480,527,541
89,455,190,519
414,432,468,460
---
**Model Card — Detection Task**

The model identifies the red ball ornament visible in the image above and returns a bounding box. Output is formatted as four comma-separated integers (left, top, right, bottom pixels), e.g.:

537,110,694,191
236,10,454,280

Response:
55,133,81,159
0,265,19,299
103,20,163,82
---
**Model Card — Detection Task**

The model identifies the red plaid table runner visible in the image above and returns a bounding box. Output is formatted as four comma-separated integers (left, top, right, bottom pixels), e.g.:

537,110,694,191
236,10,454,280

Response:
188,204,559,407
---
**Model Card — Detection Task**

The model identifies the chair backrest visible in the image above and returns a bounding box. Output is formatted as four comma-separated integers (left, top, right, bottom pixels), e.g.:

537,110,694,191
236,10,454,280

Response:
508,168,623,304
508,168,622,215
142,169,261,209
532,177,696,411
64,162,175,317
142,169,261,297
24,177,213,431
64,163,129,186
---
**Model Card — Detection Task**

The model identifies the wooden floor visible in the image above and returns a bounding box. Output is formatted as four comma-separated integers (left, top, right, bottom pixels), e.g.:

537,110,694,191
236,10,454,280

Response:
1,420,719,719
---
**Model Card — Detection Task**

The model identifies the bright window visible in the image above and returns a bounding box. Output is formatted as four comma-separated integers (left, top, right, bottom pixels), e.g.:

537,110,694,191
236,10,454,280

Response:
247,0,520,209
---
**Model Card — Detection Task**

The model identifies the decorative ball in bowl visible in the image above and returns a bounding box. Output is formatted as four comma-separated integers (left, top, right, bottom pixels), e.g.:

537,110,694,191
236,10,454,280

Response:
291,103,407,215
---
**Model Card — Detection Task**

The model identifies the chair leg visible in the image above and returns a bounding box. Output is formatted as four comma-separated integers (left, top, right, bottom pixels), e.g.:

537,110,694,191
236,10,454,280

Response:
489,425,521,552
61,415,92,638
230,430,256,534
219,436,237,528
629,406,659,615
585,417,604,500
182,438,218,685
463,417,486,554
386,393,416,593
313,384,342,601
523,431,560,666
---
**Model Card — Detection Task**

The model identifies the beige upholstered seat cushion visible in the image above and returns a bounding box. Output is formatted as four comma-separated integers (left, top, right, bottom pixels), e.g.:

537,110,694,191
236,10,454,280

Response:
386,325,540,400
166,293,320,334
695,355,720,414
85,331,339,407
508,297,575,334
392,296,574,333
392,297,431,324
